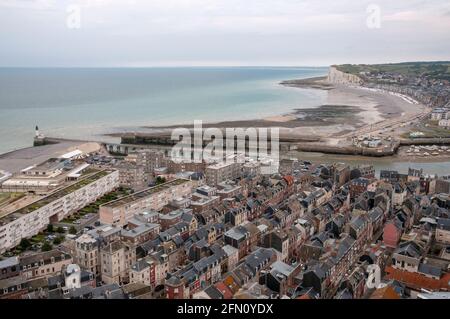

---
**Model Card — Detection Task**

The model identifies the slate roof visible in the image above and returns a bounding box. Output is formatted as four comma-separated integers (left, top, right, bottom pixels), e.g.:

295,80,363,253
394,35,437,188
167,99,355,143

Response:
395,241,422,258
418,263,442,278
437,218,450,231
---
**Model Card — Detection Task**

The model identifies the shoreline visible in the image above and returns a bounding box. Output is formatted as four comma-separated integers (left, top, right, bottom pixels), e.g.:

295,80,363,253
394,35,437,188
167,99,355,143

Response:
1,73,448,169
118,75,428,141
103,74,449,162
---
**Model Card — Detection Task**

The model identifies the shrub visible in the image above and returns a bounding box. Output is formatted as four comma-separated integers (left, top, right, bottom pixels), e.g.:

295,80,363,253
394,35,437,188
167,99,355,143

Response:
19,238,32,250
42,242,53,252
46,224,54,233
69,226,77,235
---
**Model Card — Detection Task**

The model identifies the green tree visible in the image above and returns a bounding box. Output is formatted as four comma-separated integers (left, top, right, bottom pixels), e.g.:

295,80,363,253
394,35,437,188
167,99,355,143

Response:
46,224,54,233
156,176,166,185
42,242,53,252
69,226,77,235
56,226,64,234
53,236,63,245
19,238,32,250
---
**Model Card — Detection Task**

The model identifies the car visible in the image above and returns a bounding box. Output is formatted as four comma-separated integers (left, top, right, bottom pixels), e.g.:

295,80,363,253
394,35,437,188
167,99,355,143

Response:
73,220,81,225
62,226,69,231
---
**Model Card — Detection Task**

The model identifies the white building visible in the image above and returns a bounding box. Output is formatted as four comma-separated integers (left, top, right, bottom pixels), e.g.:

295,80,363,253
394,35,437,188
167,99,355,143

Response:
65,264,82,289
205,161,243,186
0,170,119,253
438,119,450,129
99,178,193,226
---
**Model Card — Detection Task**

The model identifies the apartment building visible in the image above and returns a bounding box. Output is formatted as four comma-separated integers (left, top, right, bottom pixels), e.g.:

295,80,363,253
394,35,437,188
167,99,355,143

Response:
20,249,73,280
130,254,169,289
130,149,167,175
205,161,243,186
116,160,147,190
75,234,100,275
0,170,119,253
100,240,136,285
99,179,193,226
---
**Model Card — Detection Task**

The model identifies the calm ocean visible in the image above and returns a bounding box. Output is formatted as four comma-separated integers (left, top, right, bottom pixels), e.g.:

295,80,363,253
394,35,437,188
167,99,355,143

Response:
0,67,328,154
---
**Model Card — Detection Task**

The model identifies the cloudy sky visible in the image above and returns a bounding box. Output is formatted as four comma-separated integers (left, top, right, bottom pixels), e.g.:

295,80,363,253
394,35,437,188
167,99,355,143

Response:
0,0,449,66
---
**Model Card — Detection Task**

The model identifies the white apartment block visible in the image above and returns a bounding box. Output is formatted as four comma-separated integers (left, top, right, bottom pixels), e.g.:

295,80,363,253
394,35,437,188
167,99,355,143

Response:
99,178,193,226
0,170,119,254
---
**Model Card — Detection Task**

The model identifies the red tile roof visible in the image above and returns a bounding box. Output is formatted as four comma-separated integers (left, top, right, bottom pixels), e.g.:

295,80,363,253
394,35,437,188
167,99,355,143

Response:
370,286,401,299
214,282,233,299
385,266,450,291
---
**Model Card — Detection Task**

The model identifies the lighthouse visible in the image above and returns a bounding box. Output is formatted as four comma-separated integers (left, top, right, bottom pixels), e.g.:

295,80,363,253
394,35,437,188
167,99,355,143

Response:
33,125,46,146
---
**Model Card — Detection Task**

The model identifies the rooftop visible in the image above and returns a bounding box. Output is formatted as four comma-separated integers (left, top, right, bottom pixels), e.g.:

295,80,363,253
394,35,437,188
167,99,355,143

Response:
0,169,112,225
101,178,190,209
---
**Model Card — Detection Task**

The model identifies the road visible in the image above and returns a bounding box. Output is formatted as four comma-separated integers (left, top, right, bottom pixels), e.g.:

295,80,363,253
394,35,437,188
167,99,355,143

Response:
342,107,432,139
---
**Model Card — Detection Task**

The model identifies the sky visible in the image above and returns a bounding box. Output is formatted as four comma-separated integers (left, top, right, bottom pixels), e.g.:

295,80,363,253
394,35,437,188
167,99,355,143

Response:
0,0,449,67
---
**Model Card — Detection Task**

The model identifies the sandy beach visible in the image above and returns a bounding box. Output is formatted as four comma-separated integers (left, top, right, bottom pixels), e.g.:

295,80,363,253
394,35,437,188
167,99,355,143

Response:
139,76,427,141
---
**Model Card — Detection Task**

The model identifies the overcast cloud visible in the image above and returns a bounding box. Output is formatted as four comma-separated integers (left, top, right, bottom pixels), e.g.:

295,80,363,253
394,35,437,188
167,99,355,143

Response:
0,0,449,66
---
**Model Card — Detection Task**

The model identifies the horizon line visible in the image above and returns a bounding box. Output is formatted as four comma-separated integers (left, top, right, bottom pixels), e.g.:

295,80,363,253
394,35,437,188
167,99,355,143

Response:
0,65,330,69
1,60,449,69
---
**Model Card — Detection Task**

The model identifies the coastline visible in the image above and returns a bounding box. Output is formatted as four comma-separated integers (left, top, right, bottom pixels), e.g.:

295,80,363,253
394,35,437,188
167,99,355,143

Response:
130,75,428,141
1,72,449,170
104,74,450,163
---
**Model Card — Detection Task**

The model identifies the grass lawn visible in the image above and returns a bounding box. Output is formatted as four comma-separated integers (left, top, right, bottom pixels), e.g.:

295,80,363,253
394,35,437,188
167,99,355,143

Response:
30,233,46,243
57,187,132,224
0,192,25,206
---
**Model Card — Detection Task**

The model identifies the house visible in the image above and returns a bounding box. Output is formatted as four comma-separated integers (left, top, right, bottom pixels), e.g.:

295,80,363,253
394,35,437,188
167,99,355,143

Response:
224,226,250,259
260,261,302,296
0,257,20,280
301,262,331,298
383,220,403,249
349,178,371,200
20,250,73,280
262,229,289,262
436,218,450,244
392,241,423,272
244,248,276,276
392,183,407,207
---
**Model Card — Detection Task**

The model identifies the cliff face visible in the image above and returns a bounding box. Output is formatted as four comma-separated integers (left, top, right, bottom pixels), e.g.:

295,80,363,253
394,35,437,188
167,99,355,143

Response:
327,66,363,85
